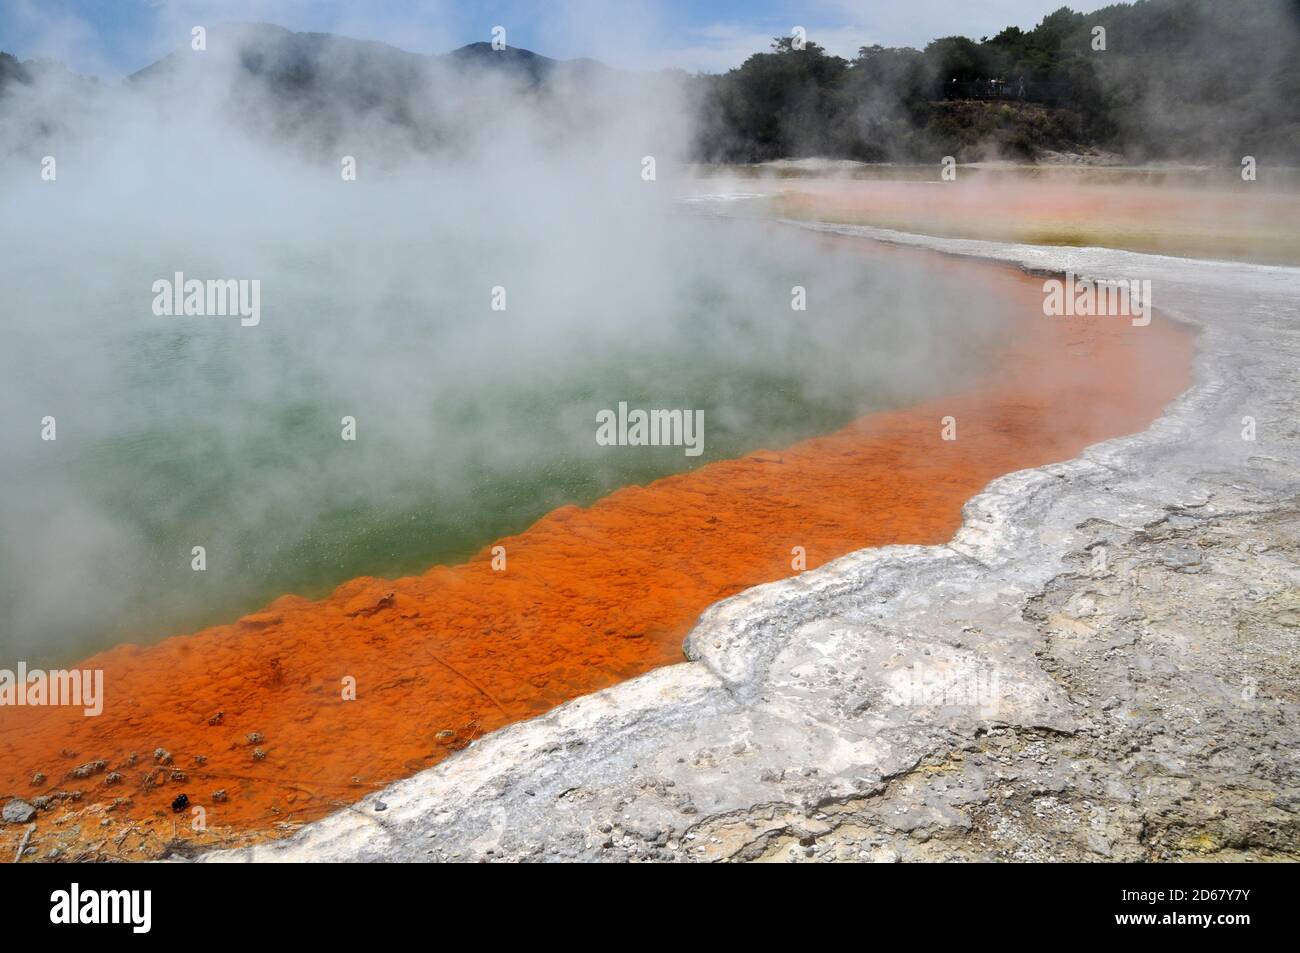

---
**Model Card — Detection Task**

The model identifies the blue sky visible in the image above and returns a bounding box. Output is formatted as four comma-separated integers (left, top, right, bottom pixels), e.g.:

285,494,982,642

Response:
0,0,1119,77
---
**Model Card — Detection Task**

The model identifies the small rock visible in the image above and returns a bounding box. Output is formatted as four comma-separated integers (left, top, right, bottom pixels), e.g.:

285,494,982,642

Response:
67,759,107,779
252,748,267,761
3,799,37,824
374,800,388,812
1158,545,1202,570
247,732,264,745
153,747,172,765
212,789,228,803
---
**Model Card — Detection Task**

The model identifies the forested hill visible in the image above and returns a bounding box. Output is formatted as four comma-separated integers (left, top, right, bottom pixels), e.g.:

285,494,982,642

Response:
690,0,1300,163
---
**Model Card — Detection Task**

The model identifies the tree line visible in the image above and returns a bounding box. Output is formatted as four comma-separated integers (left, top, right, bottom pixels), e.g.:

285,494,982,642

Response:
688,0,1300,163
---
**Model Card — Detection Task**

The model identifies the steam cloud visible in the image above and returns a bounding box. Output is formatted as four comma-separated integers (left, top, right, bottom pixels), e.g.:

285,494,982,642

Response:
0,22,1005,667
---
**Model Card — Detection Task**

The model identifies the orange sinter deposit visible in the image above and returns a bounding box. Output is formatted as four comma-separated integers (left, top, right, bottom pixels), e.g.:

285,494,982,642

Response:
0,244,1193,860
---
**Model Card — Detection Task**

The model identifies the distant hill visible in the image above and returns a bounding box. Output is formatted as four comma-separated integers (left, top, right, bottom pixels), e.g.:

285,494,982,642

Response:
442,40,558,82
121,23,623,155
0,23,625,159
4,3,1299,165
125,23,615,95
127,22,610,84
0,51,28,87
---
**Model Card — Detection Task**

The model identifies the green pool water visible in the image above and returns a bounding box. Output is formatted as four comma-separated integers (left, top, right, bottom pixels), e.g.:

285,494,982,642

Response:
1,209,1004,668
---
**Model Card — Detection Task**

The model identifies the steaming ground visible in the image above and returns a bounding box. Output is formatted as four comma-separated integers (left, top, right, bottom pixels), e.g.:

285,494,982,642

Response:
0,28,1006,667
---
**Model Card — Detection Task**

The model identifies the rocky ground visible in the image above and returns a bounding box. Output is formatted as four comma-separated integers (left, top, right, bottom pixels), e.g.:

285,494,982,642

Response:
716,501,1300,863
185,228,1300,862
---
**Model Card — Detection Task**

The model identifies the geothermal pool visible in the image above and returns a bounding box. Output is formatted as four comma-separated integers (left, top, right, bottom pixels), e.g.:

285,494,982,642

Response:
0,223,1192,859
1,216,1005,669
